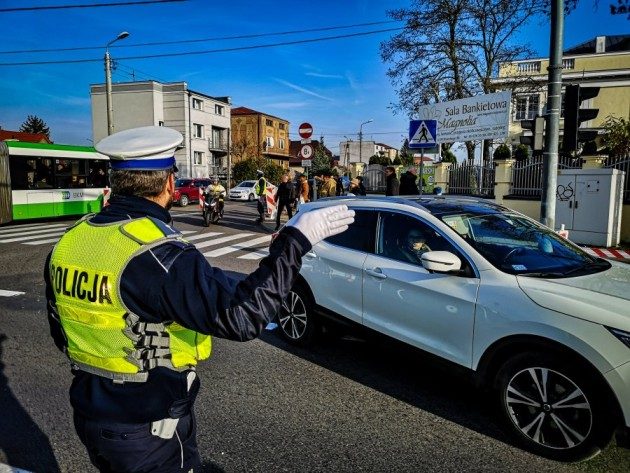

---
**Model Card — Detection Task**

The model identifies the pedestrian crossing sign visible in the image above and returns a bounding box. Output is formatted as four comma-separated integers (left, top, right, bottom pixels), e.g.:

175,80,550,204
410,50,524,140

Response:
409,120,437,148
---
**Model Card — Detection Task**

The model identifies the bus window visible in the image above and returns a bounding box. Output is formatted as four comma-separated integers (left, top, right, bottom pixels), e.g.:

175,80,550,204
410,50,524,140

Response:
35,158,53,188
88,161,108,188
8,156,33,190
55,159,89,188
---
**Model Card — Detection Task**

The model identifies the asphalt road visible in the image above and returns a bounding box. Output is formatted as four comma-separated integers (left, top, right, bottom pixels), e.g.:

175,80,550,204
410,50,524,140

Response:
0,200,628,472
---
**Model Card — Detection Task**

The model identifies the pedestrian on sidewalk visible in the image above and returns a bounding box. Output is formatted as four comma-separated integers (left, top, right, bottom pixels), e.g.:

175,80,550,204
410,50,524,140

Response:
385,166,400,196
44,126,355,472
356,176,367,196
399,167,420,195
319,171,337,198
297,174,310,210
275,173,296,230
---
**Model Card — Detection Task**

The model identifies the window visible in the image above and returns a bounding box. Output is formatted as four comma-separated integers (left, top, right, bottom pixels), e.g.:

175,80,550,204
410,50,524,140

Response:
325,209,377,252
193,123,204,139
278,138,285,150
192,98,203,110
265,136,274,148
87,161,108,188
193,151,204,165
158,121,164,126
279,123,285,130
265,119,273,127
515,95,540,121
214,104,224,115
377,212,461,266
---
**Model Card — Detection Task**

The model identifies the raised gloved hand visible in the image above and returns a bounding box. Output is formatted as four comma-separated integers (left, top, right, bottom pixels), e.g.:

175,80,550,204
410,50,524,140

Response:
286,204,355,246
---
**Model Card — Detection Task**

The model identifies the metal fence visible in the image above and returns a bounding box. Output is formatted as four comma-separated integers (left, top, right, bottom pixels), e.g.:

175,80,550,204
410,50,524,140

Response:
603,156,630,203
510,156,583,197
447,162,495,197
362,164,386,193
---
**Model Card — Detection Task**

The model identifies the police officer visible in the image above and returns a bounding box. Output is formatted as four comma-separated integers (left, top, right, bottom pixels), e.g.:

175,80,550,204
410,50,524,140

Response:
254,169,267,224
45,126,355,472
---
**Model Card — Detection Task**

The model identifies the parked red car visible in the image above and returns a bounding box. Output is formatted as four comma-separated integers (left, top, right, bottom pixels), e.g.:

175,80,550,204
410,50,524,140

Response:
173,178,211,207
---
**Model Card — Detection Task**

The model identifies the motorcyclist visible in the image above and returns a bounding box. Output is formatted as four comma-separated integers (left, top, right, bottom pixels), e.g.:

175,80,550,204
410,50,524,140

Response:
204,176,226,216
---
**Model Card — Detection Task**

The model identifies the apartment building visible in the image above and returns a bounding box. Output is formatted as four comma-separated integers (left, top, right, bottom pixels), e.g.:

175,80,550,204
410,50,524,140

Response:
90,81,231,178
230,107,290,168
491,35,630,148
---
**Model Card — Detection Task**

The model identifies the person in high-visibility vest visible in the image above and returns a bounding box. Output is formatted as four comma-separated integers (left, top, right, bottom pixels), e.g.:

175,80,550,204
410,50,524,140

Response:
254,169,267,224
45,126,355,472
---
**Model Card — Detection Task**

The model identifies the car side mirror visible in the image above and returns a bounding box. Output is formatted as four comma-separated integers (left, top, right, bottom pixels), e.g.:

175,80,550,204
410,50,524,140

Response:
421,251,462,273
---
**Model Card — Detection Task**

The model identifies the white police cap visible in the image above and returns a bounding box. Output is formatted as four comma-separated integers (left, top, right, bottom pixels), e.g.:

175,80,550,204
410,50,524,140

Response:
95,126,182,171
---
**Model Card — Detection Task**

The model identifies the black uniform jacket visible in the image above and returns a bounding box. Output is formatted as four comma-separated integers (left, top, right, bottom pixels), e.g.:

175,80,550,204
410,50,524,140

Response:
45,195,311,423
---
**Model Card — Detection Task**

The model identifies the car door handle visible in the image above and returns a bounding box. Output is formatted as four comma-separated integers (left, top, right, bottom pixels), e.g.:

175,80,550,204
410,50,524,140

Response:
365,268,387,279
305,251,317,258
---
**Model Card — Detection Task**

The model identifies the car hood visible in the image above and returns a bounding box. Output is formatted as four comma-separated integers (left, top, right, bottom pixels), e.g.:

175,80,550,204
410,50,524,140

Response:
516,261,630,330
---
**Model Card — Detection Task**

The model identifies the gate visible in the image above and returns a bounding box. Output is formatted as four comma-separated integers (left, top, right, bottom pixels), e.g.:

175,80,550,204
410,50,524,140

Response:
447,161,495,197
362,164,386,193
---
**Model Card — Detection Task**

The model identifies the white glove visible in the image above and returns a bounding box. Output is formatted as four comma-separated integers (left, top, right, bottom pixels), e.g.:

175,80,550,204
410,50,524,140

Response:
286,204,355,246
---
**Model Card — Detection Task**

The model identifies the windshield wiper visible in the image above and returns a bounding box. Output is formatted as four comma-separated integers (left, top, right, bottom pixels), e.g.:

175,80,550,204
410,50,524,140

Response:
518,271,565,278
563,259,611,277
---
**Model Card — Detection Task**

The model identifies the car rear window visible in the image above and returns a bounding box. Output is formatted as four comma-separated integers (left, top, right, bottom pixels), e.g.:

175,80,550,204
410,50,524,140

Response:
238,181,254,188
324,209,377,253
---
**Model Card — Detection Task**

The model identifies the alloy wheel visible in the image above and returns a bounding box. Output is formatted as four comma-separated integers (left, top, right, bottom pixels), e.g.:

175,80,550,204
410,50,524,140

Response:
278,291,308,340
505,366,592,450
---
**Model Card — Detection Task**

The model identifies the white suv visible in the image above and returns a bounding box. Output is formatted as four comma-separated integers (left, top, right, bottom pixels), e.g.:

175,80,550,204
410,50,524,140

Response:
277,196,630,462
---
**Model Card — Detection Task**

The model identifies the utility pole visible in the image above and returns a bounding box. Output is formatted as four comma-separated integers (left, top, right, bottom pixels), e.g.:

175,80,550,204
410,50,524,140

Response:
540,0,564,229
226,128,231,192
104,32,129,136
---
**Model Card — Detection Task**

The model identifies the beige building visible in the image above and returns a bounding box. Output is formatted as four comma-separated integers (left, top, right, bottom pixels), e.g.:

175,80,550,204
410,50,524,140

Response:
230,107,289,168
491,35,630,148
91,80,231,178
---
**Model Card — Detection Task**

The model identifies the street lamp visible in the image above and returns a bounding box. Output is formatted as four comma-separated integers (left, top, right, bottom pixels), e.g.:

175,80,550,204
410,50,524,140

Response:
359,119,373,164
343,135,352,167
104,31,130,136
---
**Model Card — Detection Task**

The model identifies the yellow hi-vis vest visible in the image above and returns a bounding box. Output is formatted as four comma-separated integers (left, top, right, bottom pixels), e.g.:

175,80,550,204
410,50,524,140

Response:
49,216,212,383
255,177,267,196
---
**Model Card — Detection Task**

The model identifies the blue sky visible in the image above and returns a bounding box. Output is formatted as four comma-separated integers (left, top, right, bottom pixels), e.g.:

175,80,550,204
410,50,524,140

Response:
0,0,627,157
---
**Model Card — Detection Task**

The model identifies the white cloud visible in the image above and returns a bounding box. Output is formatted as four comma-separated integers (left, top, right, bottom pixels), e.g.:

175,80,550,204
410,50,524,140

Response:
305,72,343,79
267,101,309,109
274,79,334,102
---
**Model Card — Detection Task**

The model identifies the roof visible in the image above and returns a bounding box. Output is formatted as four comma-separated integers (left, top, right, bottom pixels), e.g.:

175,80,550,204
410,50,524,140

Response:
376,142,396,149
289,139,333,159
564,35,630,55
231,106,288,123
0,130,51,143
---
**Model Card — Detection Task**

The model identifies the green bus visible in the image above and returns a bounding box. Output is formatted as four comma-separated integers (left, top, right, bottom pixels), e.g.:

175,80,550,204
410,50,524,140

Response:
0,141,109,224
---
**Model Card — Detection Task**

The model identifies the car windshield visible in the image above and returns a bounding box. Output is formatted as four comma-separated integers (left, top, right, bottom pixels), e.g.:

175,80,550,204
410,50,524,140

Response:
439,212,610,277
237,181,254,188
175,179,192,187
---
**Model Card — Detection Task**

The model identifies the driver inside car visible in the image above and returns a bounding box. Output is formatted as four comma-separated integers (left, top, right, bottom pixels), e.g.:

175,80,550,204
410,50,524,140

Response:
204,176,226,215
400,228,431,264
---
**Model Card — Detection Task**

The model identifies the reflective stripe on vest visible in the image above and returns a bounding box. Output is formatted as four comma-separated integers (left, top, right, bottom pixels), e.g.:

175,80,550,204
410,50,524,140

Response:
49,216,212,382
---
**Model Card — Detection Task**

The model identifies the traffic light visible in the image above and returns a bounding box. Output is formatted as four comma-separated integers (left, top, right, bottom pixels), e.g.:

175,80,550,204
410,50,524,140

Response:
562,84,600,152
520,115,545,155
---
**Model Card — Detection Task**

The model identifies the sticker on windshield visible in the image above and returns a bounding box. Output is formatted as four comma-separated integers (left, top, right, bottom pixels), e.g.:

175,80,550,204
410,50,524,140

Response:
512,264,527,271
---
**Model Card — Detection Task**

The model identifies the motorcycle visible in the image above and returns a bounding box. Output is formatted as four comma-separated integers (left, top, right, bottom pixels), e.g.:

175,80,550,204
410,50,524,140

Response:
202,192,224,226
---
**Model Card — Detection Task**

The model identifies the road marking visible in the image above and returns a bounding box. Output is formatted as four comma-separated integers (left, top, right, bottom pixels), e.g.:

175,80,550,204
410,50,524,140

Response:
183,232,223,242
180,230,197,235
194,233,254,250
0,290,25,297
0,223,68,235
0,230,66,243
23,238,62,245
238,248,270,260
0,463,33,472
0,226,68,238
203,235,271,257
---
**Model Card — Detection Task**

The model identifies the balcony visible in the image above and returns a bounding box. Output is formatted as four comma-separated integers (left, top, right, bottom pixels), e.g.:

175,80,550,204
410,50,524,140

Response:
517,61,541,73
208,137,229,152
562,58,575,70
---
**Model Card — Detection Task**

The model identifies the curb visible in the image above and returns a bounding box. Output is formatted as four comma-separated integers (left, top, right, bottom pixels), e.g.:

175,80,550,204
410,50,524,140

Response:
582,247,630,260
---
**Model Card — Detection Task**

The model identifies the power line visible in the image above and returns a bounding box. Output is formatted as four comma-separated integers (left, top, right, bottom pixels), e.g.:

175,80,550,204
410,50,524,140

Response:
0,0,185,13
0,27,405,66
0,20,400,55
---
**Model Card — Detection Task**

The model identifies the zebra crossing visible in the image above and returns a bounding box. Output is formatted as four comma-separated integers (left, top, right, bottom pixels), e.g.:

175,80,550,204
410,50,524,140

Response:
0,220,271,261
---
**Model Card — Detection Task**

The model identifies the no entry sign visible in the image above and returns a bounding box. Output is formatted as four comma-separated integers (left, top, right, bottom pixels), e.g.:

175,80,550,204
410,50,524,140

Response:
298,122,313,139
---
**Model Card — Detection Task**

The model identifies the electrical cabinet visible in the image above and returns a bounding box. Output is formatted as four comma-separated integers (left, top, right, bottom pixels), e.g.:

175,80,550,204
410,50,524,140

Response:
555,168,625,247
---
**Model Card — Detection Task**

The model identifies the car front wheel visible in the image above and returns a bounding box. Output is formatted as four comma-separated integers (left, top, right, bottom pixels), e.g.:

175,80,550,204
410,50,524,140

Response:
495,352,615,461
179,194,189,207
277,285,317,345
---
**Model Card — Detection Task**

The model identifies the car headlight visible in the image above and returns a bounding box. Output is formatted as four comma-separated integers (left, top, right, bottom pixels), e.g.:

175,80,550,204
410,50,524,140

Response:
607,327,630,349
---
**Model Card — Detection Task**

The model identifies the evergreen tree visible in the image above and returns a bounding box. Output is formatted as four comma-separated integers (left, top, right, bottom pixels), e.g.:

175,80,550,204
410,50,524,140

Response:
20,115,50,137
312,136,331,173
399,138,414,166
